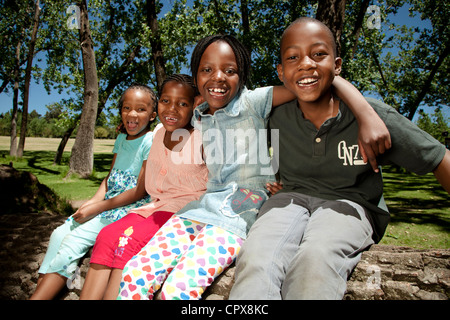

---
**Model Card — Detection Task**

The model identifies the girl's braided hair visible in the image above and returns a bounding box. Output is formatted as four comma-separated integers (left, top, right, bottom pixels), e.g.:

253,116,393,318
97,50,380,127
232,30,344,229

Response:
190,35,251,89
160,74,199,97
117,83,158,134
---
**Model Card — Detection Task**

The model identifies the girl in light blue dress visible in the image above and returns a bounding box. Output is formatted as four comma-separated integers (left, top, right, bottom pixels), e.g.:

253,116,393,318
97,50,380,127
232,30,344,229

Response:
30,84,157,299
119,35,302,300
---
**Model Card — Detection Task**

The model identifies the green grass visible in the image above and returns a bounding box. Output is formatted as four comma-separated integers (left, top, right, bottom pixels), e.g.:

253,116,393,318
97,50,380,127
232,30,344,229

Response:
0,137,448,249
379,166,449,249
0,137,115,201
0,150,113,201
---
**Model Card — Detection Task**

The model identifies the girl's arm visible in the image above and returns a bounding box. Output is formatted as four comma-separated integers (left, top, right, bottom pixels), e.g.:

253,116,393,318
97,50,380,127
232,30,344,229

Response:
75,154,117,211
72,159,148,223
332,76,392,172
272,85,296,107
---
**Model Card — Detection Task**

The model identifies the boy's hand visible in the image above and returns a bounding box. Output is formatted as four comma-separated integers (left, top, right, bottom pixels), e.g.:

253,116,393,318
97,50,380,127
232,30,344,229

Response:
330,76,392,172
266,182,283,195
358,118,392,172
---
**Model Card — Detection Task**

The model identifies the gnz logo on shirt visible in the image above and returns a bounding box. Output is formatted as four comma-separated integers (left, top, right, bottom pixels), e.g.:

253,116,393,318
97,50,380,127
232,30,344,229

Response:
337,141,366,166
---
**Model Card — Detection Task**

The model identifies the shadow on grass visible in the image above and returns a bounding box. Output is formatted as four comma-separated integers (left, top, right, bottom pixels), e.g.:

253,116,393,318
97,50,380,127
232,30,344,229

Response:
382,166,450,233
93,153,114,173
2,150,113,183
386,204,450,233
27,151,60,175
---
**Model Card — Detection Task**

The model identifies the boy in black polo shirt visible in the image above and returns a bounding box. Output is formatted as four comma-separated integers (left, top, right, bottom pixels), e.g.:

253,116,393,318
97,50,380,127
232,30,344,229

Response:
230,17,450,300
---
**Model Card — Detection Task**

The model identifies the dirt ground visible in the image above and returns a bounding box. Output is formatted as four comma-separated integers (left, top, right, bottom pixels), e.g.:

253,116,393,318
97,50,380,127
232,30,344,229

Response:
0,211,67,299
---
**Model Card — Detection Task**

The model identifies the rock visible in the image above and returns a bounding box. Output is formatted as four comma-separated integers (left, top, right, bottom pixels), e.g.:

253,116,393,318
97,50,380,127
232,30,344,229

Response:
0,164,73,216
1,209,449,300
60,245,450,300
344,245,450,300
0,166,448,300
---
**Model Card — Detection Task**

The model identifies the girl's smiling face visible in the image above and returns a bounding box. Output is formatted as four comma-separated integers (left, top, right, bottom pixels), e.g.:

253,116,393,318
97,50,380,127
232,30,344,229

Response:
158,81,195,132
121,89,156,140
195,41,240,115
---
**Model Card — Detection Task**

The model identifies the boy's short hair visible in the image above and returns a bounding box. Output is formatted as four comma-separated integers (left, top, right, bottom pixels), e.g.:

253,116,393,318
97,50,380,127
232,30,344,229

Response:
281,17,337,57
190,35,251,88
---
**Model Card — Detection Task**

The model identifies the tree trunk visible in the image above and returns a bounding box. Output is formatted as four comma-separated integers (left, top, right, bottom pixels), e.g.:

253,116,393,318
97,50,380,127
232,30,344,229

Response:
315,0,346,56
57,45,143,165
146,0,166,94
17,0,41,158
53,115,80,165
240,0,250,53
240,0,252,88
405,42,450,120
10,35,22,157
349,0,371,60
68,0,99,178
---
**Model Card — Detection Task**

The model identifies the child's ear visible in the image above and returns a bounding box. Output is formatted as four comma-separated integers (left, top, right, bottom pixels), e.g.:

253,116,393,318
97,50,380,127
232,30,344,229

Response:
334,57,342,76
277,64,284,83
150,111,157,122
194,95,205,108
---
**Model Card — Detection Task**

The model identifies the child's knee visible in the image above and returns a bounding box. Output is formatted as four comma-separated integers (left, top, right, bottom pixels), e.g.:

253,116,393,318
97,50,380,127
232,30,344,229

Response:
160,274,203,300
95,226,117,250
49,223,71,244
238,234,273,268
299,241,330,262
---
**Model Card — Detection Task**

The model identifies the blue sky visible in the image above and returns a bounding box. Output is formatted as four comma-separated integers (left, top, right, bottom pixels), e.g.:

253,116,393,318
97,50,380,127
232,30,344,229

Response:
0,2,448,123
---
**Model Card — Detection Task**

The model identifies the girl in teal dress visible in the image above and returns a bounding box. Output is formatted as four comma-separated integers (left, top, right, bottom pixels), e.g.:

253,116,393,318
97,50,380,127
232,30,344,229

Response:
30,84,157,299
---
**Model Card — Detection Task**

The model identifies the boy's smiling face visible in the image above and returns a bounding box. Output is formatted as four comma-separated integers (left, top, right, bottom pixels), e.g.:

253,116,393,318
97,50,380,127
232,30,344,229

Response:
277,21,342,104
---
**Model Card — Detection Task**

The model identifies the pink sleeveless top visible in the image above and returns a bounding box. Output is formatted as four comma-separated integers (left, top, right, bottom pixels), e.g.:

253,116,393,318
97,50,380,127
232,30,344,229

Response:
131,124,208,218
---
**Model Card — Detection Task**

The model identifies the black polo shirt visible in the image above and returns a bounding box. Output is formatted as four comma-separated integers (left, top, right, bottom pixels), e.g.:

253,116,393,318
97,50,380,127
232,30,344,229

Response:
269,97,446,242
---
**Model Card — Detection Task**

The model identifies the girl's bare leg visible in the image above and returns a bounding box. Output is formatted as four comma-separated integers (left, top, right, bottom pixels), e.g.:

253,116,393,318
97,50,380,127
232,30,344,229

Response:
29,273,67,300
102,268,124,300
79,263,112,300
35,273,44,288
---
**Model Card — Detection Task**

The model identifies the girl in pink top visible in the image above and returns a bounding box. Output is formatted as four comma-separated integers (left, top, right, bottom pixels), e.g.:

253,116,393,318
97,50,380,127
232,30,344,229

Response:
80,74,207,299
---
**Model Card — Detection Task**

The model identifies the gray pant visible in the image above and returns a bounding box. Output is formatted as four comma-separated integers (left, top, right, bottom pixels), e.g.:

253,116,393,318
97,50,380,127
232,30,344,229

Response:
229,192,374,300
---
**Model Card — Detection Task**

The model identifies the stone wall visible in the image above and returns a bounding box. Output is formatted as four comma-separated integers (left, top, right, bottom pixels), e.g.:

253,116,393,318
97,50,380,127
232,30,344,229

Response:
0,165,448,300
203,244,450,300
0,211,448,300
344,245,449,300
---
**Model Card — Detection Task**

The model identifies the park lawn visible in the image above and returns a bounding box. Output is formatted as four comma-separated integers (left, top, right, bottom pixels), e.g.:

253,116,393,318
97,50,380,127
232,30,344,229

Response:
379,166,449,249
0,137,448,249
0,150,113,201
0,137,115,201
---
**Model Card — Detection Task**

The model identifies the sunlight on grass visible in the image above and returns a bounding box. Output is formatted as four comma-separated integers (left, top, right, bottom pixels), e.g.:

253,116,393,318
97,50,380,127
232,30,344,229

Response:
0,149,112,201
379,166,450,249
0,136,115,153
